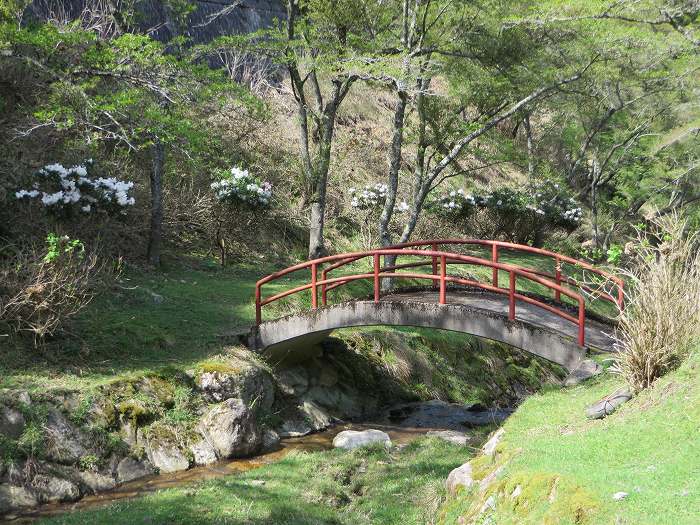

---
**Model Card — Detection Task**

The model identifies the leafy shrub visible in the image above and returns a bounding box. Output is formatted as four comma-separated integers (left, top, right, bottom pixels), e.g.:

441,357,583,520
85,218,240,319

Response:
430,180,582,245
612,214,700,391
211,166,272,207
0,234,112,344
14,160,136,217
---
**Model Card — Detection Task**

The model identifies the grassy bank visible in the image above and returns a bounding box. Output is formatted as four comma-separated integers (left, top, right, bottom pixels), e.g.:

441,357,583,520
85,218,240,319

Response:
39,435,489,525
438,351,700,524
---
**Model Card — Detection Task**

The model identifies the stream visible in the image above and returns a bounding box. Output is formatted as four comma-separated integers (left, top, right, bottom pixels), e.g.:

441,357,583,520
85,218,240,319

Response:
11,401,511,522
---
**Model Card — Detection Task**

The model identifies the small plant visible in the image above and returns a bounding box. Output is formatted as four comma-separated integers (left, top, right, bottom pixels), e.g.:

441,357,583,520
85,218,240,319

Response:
15,160,135,217
612,214,700,391
0,235,107,344
211,166,272,207
78,454,101,471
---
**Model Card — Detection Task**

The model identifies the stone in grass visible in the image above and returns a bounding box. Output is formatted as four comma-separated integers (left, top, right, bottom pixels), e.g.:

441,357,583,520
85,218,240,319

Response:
427,430,469,446
332,429,391,450
446,462,473,496
612,491,629,501
585,389,633,420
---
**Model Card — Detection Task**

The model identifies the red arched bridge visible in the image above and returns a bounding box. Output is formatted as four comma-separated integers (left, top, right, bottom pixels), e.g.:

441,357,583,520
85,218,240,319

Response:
247,240,623,370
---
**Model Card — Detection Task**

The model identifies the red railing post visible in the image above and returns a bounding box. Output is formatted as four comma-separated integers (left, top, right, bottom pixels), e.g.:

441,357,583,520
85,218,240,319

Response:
554,256,561,302
432,243,439,290
578,297,586,346
617,281,624,311
255,284,262,325
492,243,499,288
374,253,380,303
311,262,318,309
508,271,516,320
439,254,447,304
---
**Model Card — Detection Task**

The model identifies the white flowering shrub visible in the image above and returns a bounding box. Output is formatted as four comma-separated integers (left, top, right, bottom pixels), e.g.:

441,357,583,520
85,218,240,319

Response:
211,167,272,208
431,180,583,245
15,161,135,217
348,184,409,213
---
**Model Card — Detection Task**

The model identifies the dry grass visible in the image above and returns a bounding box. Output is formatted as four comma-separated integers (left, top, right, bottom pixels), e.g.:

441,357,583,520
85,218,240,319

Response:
612,213,700,392
0,239,112,345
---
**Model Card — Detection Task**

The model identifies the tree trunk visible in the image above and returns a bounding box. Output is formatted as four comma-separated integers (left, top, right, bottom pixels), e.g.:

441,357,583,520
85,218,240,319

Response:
523,114,535,177
380,91,408,248
147,139,165,267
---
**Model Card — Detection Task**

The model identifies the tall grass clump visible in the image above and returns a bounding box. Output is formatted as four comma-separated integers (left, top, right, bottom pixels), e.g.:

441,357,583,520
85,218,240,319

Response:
612,214,700,392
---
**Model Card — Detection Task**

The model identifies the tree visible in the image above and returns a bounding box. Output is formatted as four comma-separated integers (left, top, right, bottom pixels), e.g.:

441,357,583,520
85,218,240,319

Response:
2,21,241,265
212,0,390,258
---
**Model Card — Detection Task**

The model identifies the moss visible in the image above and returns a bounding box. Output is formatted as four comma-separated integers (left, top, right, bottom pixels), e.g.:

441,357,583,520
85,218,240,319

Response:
116,399,152,425
195,360,241,375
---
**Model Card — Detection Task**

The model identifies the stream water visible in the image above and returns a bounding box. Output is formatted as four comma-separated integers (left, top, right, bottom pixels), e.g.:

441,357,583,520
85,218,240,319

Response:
11,401,511,522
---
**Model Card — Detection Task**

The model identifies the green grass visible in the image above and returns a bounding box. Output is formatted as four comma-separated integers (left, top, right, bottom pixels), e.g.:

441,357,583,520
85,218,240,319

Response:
439,351,700,524
0,259,307,391
1,246,612,393
38,436,486,525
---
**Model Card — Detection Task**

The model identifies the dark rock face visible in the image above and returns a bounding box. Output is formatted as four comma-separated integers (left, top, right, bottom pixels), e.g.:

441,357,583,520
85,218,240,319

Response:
26,1,285,43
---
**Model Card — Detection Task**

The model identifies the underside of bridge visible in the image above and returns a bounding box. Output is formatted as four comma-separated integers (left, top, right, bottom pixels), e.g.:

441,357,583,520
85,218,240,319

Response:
247,290,616,371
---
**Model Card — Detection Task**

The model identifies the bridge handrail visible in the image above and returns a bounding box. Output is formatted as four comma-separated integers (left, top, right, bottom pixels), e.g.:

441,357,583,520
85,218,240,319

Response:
321,239,624,309
255,248,588,346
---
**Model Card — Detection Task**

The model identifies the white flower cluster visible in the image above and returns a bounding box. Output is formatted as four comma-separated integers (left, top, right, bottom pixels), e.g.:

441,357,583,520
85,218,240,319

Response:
434,181,583,227
349,183,388,209
347,184,410,213
437,188,476,210
15,161,135,215
211,167,272,207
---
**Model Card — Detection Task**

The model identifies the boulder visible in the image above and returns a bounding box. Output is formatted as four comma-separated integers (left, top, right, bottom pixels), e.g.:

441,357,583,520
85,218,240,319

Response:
300,400,333,430
564,360,602,387
77,471,117,493
31,474,80,503
115,457,154,483
427,430,469,446
197,398,261,458
0,484,37,514
197,365,274,412
145,439,190,474
277,419,312,438
585,389,633,420
44,410,89,464
0,406,25,439
277,367,309,396
332,429,391,450
482,428,505,457
190,439,218,466
446,462,474,496
261,429,281,452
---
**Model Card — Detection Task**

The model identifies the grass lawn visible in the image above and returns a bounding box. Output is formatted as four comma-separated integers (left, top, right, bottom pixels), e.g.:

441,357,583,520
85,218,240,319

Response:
438,351,700,524
1,246,615,393
37,436,487,525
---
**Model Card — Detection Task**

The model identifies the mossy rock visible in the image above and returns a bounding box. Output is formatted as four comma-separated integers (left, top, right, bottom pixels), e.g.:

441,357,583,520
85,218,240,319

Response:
116,400,153,426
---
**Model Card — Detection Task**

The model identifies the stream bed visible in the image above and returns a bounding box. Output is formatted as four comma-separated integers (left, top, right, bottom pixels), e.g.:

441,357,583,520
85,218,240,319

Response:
11,401,511,522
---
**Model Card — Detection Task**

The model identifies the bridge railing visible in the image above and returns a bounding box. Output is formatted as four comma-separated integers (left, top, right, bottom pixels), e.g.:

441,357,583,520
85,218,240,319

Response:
321,239,624,311
255,248,590,346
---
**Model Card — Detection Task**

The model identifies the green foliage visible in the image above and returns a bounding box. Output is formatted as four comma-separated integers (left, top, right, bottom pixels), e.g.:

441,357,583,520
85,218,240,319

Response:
431,179,582,245
43,234,85,263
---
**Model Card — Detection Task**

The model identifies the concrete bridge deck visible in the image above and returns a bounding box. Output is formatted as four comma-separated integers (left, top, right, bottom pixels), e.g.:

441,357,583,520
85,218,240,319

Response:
248,288,616,371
